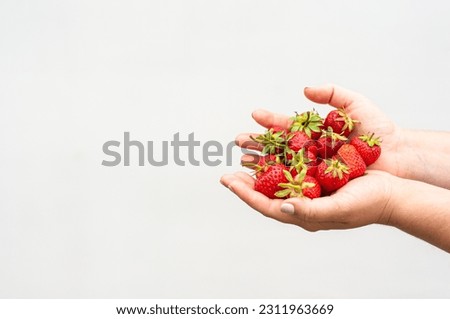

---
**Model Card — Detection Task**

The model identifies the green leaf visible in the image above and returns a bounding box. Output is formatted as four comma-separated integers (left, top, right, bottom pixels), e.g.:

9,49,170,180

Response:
283,170,294,183
275,189,292,198
302,182,315,189
298,167,307,181
304,127,312,138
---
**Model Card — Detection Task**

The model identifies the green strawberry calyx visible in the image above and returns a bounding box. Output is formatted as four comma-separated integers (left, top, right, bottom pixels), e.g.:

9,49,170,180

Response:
275,169,315,198
321,127,348,149
241,155,281,175
287,148,311,173
290,110,324,138
324,158,349,180
336,108,360,133
250,128,286,155
359,132,382,147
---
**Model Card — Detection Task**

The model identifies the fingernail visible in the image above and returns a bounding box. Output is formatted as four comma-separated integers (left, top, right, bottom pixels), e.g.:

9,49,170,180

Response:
228,184,235,193
251,109,263,119
281,203,295,215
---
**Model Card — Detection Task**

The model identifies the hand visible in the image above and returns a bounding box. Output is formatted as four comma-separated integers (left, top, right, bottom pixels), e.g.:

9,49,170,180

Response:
221,84,450,250
220,170,398,231
236,84,406,178
222,83,404,230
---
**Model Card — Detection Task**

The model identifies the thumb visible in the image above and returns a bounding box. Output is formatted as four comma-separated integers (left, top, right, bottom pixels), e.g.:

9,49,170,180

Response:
304,84,364,109
281,195,345,223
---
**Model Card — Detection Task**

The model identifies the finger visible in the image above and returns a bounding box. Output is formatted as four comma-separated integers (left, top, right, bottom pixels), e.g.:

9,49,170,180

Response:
240,154,259,166
221,174,342,230
304,84,363,109
235,133,263,151
251,109,292,130
233,171,255,187
224,174,298,224
220,174,236,189
282,195,349,224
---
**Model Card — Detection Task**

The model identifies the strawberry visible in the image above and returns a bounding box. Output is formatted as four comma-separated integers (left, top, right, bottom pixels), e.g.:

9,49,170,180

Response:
317,127,347,159
254,163,289,199
248,108,382,200
271,126,287,135
243,154,279,178
287,131,312,152
304,145,320,176
275,169,321,199
257,154,278,167
315,158,350,193
336,144,366,179
350,133,382,166
290,110,324,140
324,108,359,137
300,175,322,199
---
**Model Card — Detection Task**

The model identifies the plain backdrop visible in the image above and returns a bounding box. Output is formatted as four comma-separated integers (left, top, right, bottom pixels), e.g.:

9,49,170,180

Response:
1,0,449,298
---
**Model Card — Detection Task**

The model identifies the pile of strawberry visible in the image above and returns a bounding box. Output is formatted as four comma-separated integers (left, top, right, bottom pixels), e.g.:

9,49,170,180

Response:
247,108,382,199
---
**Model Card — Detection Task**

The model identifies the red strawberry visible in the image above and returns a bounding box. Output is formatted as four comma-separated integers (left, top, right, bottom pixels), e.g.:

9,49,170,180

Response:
271,126,287,135
290,110,324,140
317,137,334,159
317,128,347,159
287,131,312,152
350,133,382,166
336,144,366,179
324,108,359,137
254,163,289,199
305,145,319,176
275,169,321,199
301,175,322,199
243,154,279,178
257,154,278,167
315,158,350,193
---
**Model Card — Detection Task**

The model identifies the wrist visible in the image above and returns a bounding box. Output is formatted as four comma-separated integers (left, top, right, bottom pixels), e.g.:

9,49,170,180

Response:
382,178,450,252
380,175,407,227
373,174,398,226
385,176,439,228
392,128,423,180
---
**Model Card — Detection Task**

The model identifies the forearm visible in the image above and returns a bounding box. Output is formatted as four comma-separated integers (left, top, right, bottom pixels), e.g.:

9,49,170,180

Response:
397,129,450,189
402,129,450,153
387,178,450,253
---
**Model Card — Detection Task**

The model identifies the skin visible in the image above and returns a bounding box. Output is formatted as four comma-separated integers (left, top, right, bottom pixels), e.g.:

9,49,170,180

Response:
220,84,450,253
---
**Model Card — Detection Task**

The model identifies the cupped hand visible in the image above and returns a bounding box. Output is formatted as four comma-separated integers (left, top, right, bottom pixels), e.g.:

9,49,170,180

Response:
236,84,406,178
220,170,399,231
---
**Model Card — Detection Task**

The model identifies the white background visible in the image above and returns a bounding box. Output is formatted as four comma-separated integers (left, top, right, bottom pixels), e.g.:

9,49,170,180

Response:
1,0,449,298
